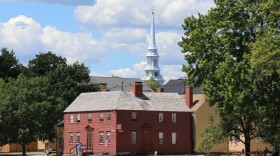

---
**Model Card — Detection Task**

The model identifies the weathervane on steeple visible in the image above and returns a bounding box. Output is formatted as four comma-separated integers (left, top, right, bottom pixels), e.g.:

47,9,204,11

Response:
142,7,164,86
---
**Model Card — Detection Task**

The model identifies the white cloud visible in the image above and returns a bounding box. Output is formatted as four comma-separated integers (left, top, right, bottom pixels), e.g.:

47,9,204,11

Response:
110,68,137,78
0,15,105,64
74,0,215,28
0,0,95,5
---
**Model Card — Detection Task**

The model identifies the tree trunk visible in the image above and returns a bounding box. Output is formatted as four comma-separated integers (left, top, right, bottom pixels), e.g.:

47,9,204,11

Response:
245,136,251,156
21,143,26,156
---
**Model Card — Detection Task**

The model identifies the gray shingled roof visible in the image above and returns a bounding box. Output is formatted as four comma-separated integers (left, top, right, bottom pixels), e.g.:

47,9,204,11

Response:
64,91,190,113
90,76,153,92
164,79,203,94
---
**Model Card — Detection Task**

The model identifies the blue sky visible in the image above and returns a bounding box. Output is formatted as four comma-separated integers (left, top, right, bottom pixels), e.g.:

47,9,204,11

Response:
0,0,214,82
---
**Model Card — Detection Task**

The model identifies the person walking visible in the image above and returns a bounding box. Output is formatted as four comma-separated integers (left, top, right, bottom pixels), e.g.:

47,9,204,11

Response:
77,143,83,156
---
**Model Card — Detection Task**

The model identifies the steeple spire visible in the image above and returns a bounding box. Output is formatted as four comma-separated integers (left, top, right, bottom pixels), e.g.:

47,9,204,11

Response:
143,9,164,86
149,9,157,49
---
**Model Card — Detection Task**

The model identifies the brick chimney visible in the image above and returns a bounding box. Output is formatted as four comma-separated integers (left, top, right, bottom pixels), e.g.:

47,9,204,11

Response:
100,83,107,92
185,86,193,108
131,82,143,97
157,87,164,93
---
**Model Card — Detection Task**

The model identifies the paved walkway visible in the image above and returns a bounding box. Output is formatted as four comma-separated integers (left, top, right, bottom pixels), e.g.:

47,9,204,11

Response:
0,152,47,156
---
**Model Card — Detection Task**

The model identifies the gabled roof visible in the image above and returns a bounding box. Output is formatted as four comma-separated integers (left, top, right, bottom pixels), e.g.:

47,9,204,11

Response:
64,91,190,113
189,94,206,112
164,79,203,94
90,76,153,92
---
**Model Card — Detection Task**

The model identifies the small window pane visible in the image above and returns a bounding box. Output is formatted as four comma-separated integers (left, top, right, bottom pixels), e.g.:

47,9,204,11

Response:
100,112,104,122
77,114,80,123
99,132,104,144
107,112,111,121
69,132,73,144
131,112,137,121
76,132,80,143
106,131,111,145
172,132,177,144
70,114,74,124
159,113,164,123
88,113,92,122
131,132,136,144
159,132,164,144
172,113,176,123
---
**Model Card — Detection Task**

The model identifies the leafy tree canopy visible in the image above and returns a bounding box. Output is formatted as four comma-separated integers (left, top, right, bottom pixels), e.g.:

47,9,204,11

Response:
179,0,280,153
145,78,161,92
0,48,25,80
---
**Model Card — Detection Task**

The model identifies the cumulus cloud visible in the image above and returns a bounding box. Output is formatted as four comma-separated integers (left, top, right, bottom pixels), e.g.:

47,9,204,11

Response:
0,15,105,64
110,68,137,78
75,0,215,28
0,0,95,6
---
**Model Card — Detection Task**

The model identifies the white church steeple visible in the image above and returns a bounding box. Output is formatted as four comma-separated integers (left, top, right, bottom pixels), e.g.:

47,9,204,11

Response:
143,10,164,86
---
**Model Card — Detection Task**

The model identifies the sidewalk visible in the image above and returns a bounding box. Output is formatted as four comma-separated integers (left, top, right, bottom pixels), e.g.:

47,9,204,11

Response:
0,152,47,156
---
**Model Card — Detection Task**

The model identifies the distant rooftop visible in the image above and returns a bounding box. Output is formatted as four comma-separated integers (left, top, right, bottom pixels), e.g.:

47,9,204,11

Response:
164,79,203,95
90,76,153,92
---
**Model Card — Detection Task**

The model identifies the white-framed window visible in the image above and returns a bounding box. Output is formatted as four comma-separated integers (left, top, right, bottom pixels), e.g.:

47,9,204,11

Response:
76,113,80,123
172,113,176,123
131,132,136,144
70,114,74,124
159,113,164,123
107,112,111,121
69,132,74,144
131,112,137,121
99,131,104,144
106,131,111,145
172,132,177,144
100,112,104,122
88,113,92,122
159,132,164,144
76,132,80,143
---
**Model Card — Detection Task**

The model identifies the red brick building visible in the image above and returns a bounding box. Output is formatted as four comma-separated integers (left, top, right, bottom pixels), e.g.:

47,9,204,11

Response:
63,82,193,155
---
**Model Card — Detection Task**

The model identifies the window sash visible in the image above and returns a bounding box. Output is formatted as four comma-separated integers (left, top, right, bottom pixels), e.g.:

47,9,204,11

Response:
131,112,137,121
107,112,111,121
69,132,74,144
131,132,136,144
100,112,104,122
172,113,176,123
159,113,164,123
88,113,92,122
172,132,177,144
159,132,164,144
77,114,80,123
70,114,74,123
99,132,104,144
106,131,111,145
76,132,80,143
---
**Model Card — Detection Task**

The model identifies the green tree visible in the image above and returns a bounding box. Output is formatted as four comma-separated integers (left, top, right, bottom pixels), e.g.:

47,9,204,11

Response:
0,75,59,156
27,51,67,76
145,78,161,92
250,29,280,145
179,0,280,154
0,48,25,80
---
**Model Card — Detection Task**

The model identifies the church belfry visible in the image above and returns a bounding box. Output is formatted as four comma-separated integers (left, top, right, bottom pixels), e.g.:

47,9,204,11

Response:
143,10,164,85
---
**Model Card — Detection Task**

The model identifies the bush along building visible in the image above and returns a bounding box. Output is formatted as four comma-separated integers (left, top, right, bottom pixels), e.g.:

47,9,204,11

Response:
63,82,194,155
